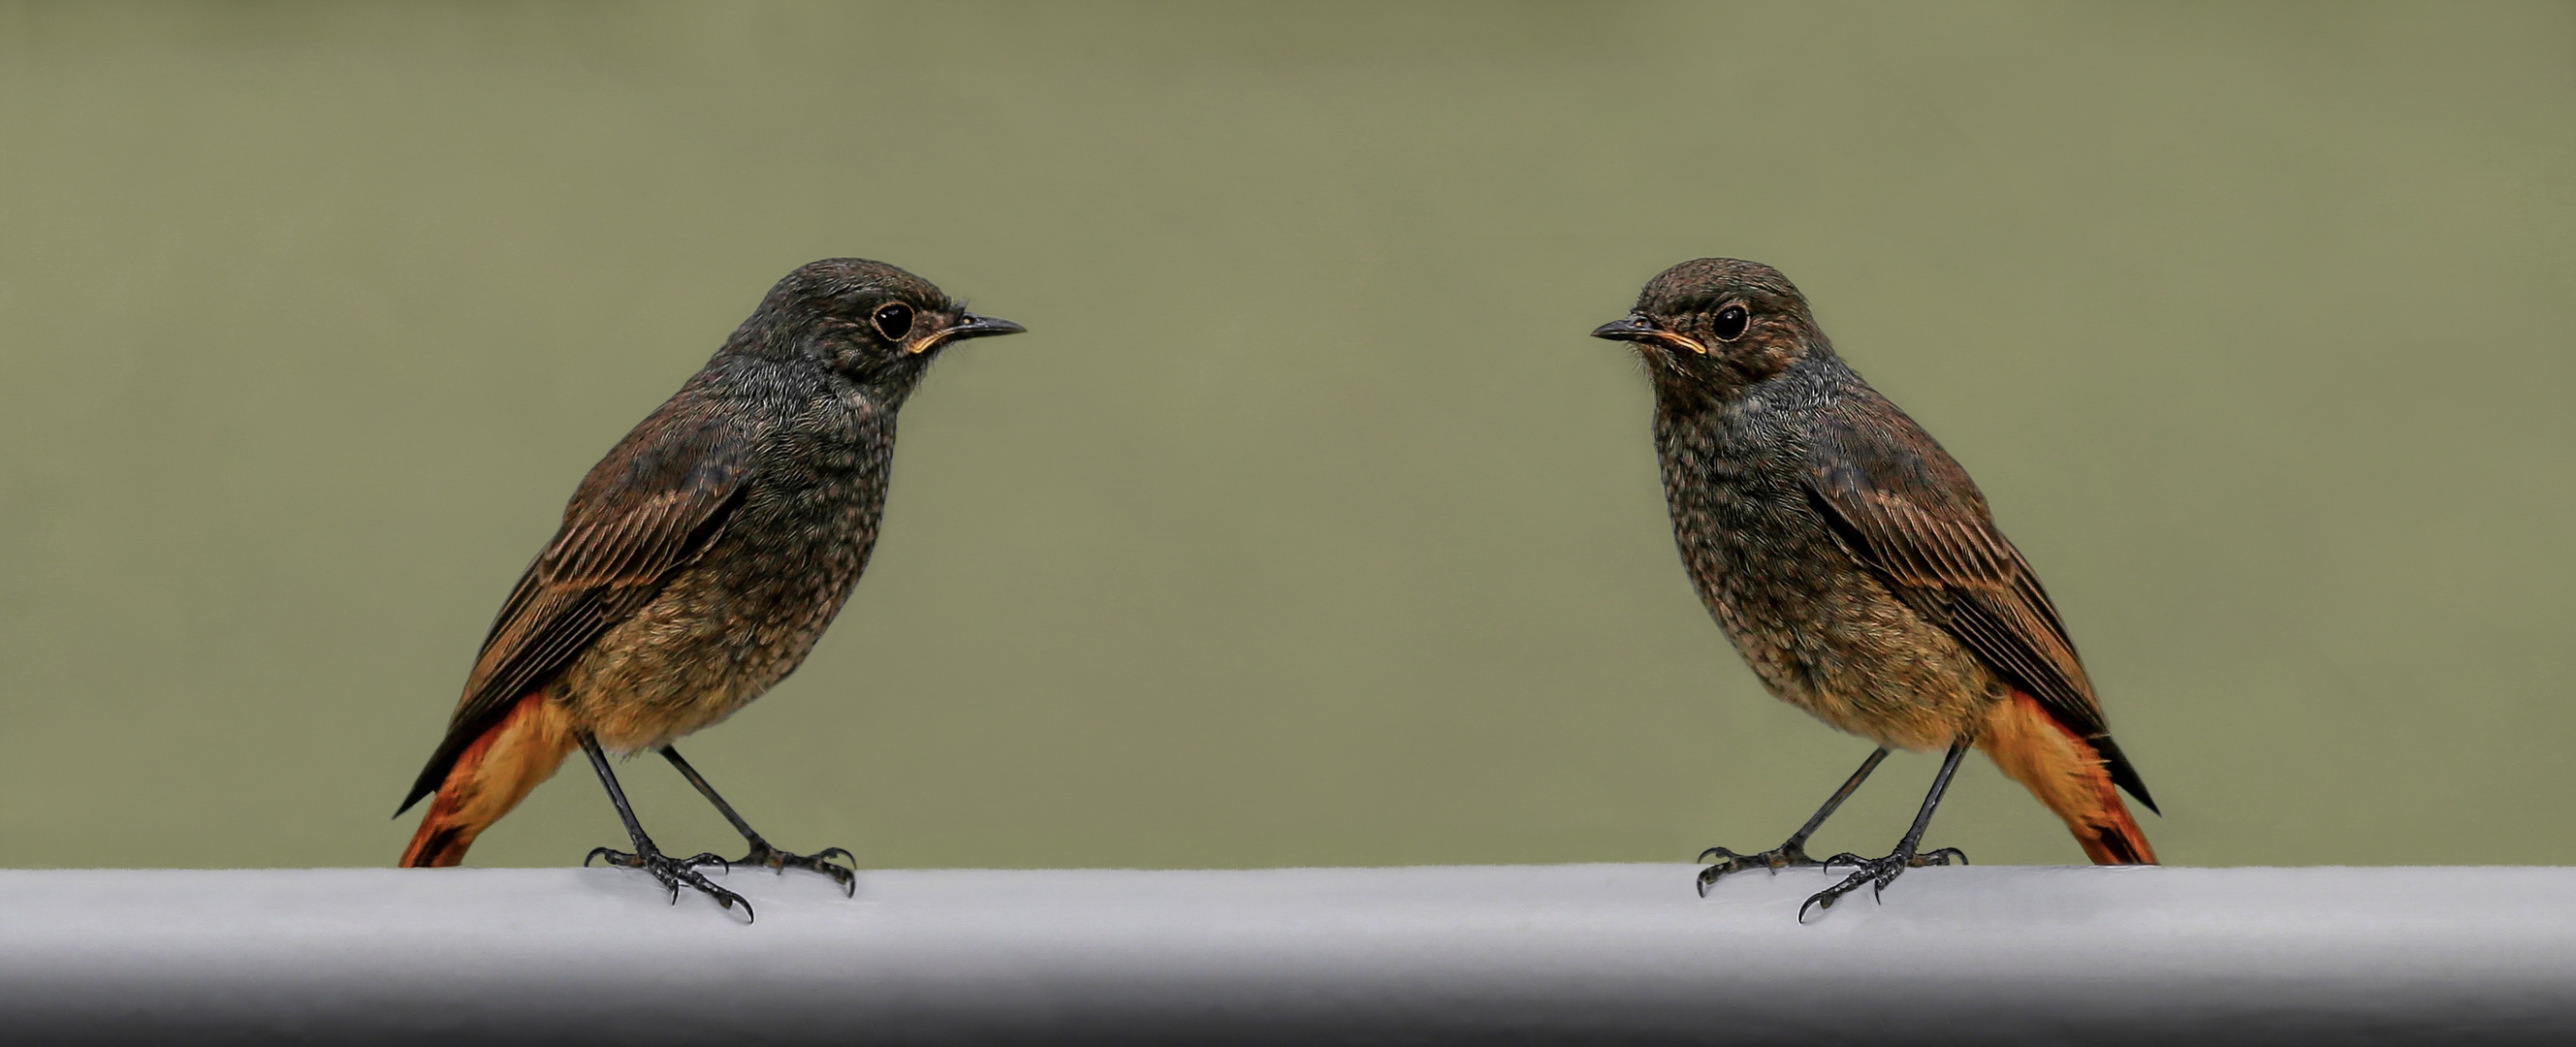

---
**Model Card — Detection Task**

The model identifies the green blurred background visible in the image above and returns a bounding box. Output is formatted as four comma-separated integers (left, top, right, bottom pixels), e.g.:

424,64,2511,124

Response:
0,2,2569,871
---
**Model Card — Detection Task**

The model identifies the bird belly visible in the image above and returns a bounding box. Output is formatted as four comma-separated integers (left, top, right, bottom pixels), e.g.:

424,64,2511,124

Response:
1709,585,2001,753
556,497,875,754
1683,508,2002,753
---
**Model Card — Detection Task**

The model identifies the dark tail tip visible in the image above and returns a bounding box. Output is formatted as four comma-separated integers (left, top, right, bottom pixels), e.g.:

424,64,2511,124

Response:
395,735,468,819
2091,734,2159,814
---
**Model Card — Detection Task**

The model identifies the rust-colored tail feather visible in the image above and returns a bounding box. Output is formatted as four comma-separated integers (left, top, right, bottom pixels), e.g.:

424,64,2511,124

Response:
1977,690,2157,865
399,693,578,868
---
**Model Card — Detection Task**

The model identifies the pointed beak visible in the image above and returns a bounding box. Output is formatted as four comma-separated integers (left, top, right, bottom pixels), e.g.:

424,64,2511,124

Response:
1591,315,1705,355
906,312,1027,354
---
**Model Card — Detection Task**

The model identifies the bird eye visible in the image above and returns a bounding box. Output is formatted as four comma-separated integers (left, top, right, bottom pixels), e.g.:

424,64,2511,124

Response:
872,302,915,342
1713,305,1749,342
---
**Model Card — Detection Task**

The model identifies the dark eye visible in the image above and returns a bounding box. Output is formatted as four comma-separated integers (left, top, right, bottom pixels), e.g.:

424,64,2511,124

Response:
872,302,915,342
1713,305,1749,341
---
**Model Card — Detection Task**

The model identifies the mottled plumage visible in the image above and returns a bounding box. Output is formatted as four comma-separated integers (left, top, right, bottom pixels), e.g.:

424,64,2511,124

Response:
398,259,1021,915
1595,258,2153,918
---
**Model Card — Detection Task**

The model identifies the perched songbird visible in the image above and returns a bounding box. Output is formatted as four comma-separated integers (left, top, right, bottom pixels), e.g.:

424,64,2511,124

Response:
1592,259,2156,919
396,258,1024,916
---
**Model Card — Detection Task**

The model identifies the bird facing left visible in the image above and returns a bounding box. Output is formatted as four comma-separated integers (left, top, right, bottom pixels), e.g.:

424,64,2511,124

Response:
395,259,1025,919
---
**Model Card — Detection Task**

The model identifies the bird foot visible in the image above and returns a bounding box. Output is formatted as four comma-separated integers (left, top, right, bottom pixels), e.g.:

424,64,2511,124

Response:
1797,845,1968,922
586,842,754,920
1696,841,1830,896
726,841,857,898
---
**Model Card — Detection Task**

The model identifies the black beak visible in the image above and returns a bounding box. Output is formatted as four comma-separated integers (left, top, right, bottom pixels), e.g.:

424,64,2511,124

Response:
1590,316,1659,342
908,312,1027,354
944,312,1027,341
1590,315,1703,355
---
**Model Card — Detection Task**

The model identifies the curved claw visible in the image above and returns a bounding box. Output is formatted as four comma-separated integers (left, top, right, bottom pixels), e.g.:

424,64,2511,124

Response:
1797,844,1955,923
1699,839,1846,897
680,876,751,920
1801,869,1869,921
588,841,760,923
665,866,753,921
726,844,860,898
708,884,751,917
1696,856,1749,895
812,854,860,899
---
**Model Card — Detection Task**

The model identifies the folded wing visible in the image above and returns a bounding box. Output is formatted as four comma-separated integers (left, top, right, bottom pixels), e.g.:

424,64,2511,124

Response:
1801,392,2154,810
398,405,753,814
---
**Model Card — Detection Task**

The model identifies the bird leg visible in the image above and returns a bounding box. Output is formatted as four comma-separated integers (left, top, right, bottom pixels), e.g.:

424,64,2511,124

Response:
1798,738,1973,922
660,745,856,897
577,733,752,920
1697,746,1892,896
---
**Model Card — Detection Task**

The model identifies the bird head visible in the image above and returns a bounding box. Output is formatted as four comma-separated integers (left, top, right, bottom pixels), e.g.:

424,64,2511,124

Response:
1591,258,1822,396
747,258,1025,391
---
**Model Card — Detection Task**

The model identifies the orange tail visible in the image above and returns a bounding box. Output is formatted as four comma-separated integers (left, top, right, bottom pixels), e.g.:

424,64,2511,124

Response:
399,693,578,868
1976,690,2157,865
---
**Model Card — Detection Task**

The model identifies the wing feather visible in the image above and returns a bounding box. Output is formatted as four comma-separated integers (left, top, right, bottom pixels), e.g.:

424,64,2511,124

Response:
1803,393,2154,810
398,404,753,814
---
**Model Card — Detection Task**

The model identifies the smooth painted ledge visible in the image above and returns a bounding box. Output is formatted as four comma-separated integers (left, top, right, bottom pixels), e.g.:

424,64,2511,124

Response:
0,864,2567,1045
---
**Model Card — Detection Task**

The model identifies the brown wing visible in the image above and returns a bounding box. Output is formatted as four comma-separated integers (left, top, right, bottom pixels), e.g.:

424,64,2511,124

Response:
1802,392,2154,810
398,404,753,814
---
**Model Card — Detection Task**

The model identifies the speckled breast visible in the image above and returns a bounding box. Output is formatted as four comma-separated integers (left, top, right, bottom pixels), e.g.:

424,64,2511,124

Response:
565,395,896,753
1655,397,2000,752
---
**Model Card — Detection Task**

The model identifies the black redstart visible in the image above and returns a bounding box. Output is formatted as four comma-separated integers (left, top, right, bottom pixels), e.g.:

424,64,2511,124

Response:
397,258,1023,917
1593,258,2155,919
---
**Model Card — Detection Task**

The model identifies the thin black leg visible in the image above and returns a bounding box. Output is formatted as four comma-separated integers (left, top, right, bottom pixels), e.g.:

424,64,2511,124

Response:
660,745,856,896
1783,746,1890,852
1799,738,1974,922
578,733,752,920
659,746,765,843
1698,746,1898,896
584,735,656,850
1892,741,1971,858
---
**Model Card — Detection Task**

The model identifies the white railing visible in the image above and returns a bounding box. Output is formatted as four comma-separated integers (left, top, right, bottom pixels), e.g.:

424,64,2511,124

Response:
0,864,2564,1044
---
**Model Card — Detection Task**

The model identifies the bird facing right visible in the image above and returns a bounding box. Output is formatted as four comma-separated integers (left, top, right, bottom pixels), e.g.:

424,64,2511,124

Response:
1591,258,2157,920
395,258,1023,917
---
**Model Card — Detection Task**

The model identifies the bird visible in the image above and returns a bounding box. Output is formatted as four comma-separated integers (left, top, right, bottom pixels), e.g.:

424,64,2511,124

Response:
1591,258,2156,920
395,258,1024,918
